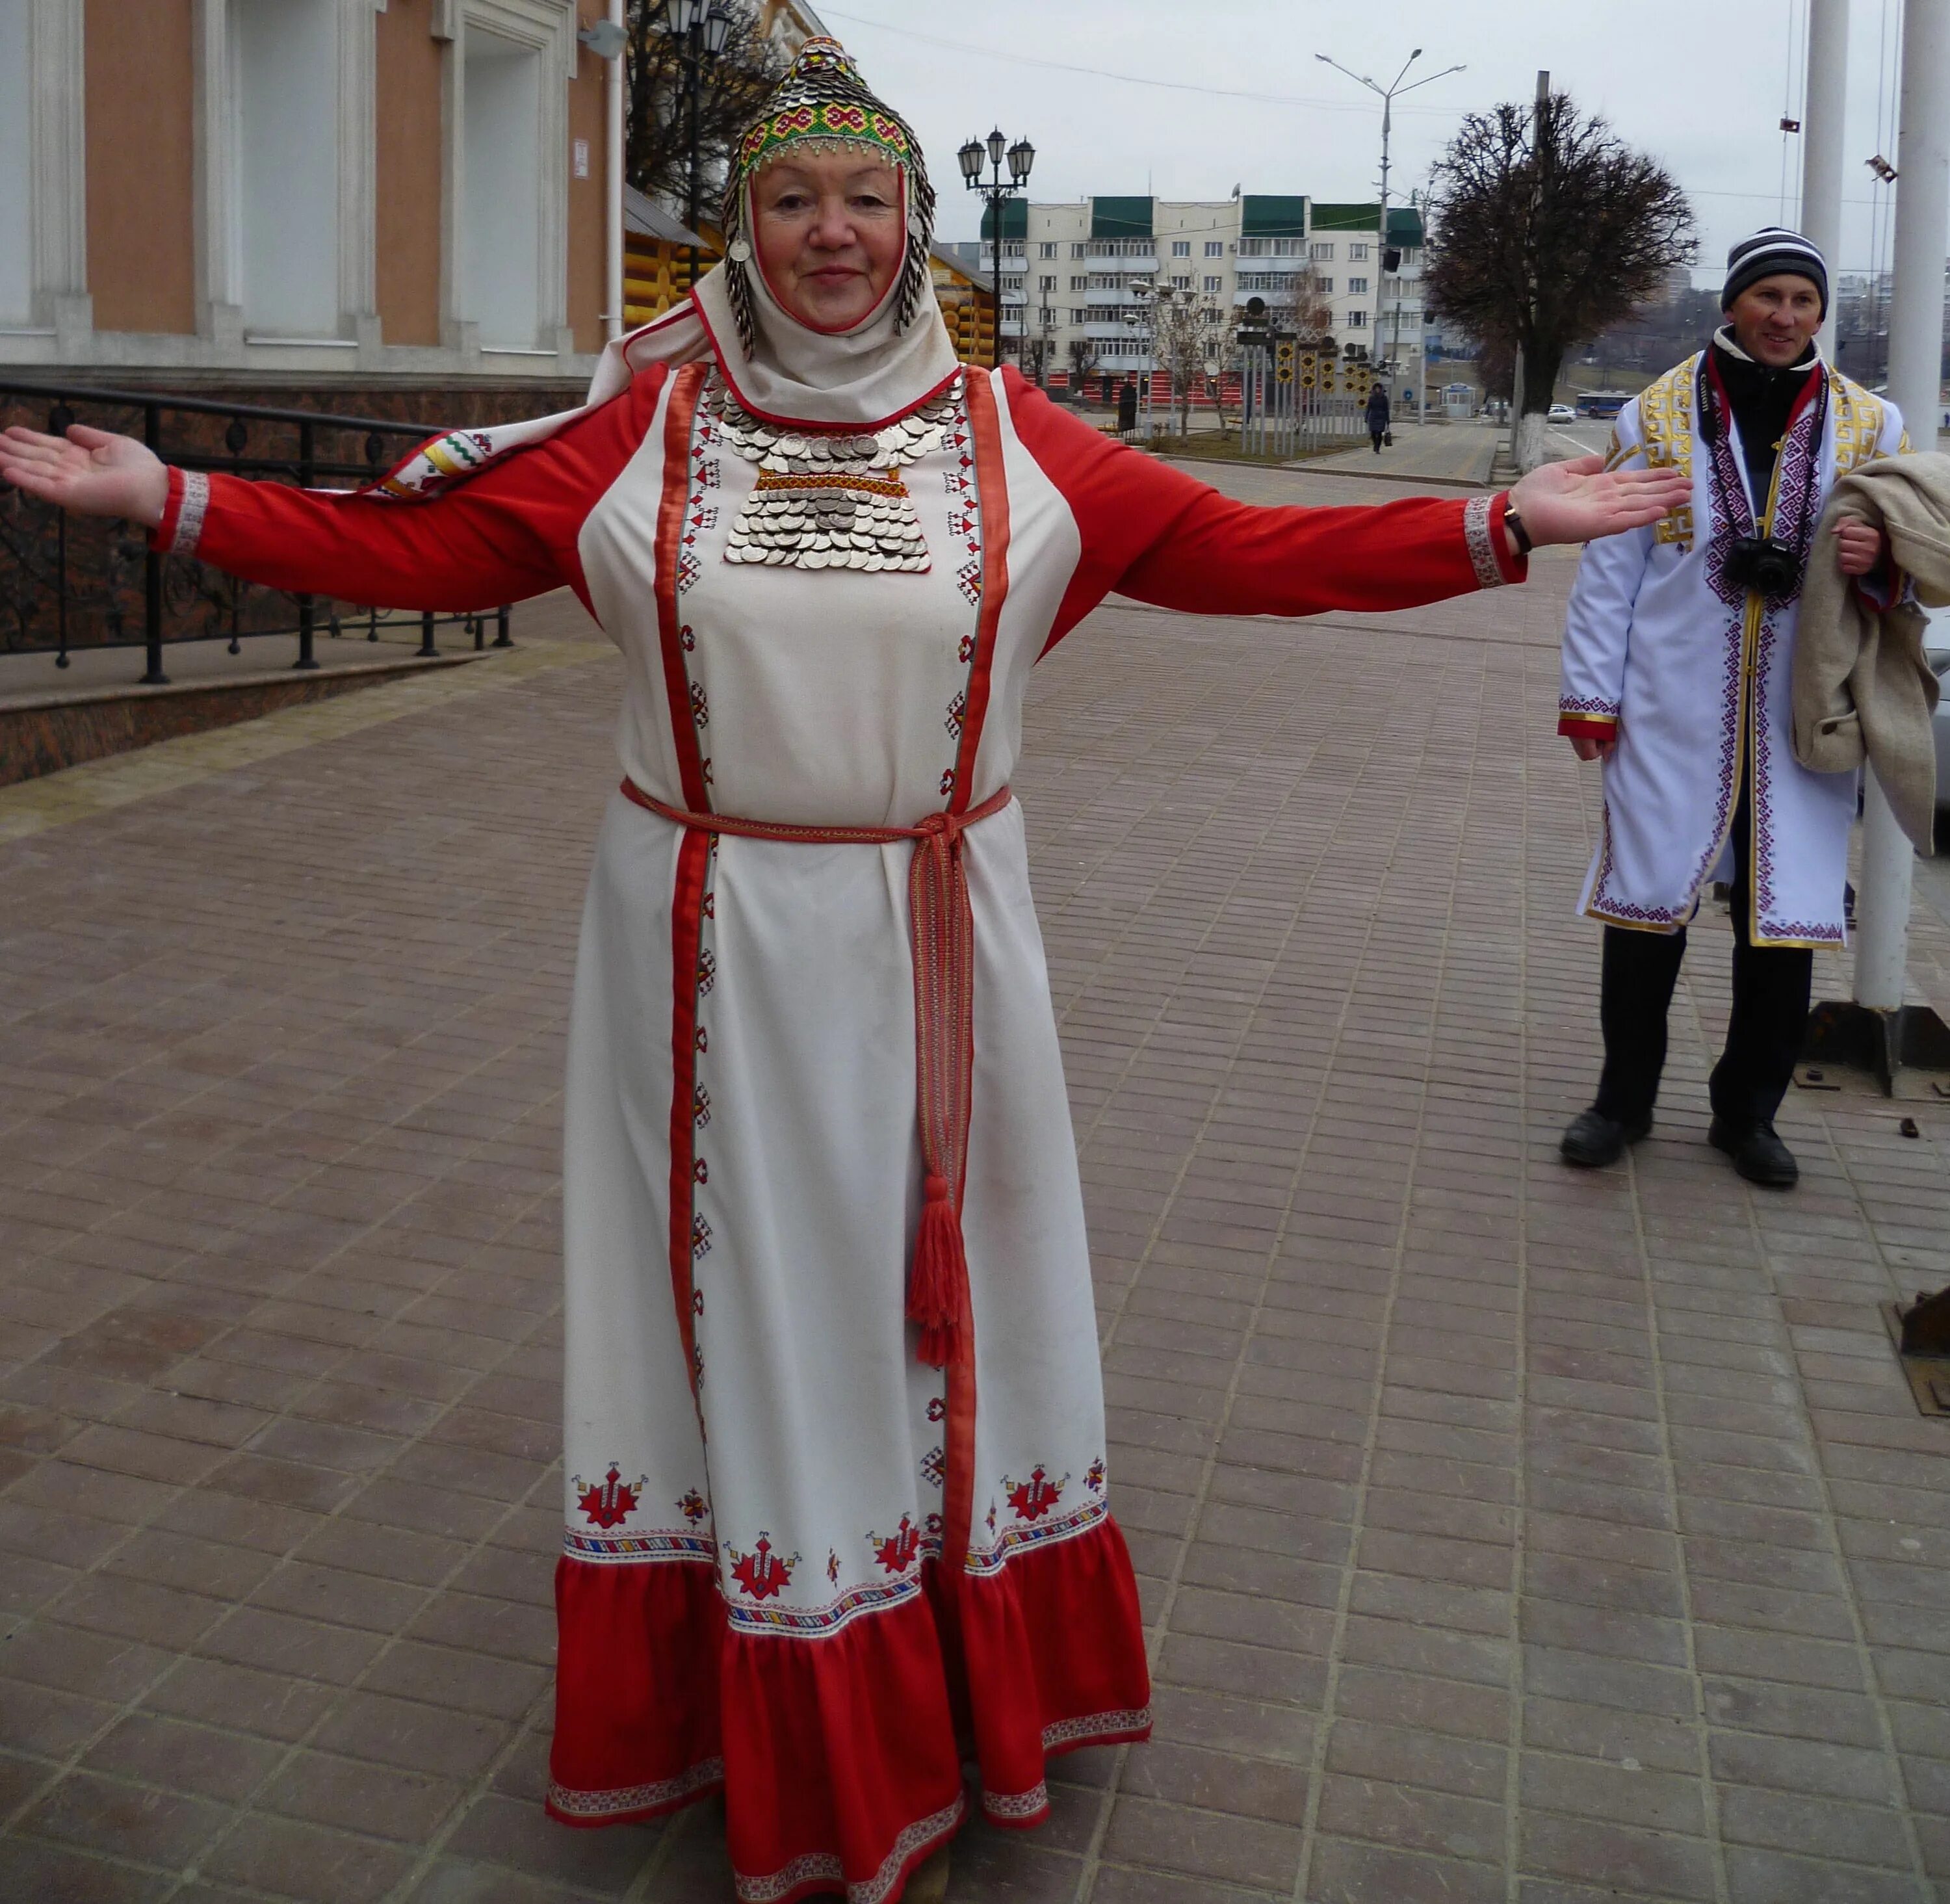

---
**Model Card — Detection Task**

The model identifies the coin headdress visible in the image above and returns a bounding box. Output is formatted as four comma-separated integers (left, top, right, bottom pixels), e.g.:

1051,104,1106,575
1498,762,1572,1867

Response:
720,37,936,354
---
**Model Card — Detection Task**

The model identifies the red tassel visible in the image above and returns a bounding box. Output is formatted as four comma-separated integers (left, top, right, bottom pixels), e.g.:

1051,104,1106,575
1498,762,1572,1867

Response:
908,1171,967,1368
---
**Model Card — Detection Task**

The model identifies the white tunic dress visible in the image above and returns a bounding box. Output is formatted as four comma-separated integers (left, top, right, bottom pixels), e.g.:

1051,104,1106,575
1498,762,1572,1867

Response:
158,345,1523,1904
1557,353,1904,946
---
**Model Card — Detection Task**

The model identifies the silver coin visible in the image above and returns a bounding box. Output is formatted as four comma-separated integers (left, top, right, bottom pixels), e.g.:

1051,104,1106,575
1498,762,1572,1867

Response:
803,549,829,570
764,548,788,565
846,549,868,569
864,552,886,573
809,438,831,462
777,434,807,457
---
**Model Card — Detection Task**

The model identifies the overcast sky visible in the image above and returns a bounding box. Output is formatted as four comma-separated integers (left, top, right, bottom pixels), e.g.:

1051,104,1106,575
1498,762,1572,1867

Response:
812,0,1916,286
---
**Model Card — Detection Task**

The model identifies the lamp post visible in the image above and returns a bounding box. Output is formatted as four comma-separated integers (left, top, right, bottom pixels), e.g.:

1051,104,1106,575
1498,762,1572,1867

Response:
664,0,733,288
958,128,1035,369
1316,49,1462,432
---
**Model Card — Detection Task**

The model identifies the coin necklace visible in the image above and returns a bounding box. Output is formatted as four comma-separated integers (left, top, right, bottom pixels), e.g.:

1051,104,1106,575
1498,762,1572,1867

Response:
711,373,962,573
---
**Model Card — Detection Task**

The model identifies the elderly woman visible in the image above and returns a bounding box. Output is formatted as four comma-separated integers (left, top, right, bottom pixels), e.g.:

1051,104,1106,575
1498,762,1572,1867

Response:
1,40,1687,1904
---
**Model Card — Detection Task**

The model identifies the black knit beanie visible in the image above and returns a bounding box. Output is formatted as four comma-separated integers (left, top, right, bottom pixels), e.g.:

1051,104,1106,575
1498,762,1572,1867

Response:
1721,227,1828,317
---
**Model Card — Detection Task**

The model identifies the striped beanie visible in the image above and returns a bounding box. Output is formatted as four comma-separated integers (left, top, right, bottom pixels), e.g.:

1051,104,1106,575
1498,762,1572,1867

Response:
1722,227,1828,315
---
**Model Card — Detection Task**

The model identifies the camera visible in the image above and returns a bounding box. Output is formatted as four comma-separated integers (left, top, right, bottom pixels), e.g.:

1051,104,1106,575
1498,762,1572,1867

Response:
1724,535,1804,601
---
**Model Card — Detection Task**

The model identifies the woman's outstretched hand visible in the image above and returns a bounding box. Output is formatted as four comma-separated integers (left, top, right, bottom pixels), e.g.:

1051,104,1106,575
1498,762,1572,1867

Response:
1509,453,1690,550
0,424,170,527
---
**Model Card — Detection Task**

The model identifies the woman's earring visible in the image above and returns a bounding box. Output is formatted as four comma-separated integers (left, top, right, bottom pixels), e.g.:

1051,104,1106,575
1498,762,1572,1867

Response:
727,237,752,263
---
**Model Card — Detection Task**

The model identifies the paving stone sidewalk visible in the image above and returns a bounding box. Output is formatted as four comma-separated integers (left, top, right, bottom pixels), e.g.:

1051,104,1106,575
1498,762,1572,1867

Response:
3,472,1950,1904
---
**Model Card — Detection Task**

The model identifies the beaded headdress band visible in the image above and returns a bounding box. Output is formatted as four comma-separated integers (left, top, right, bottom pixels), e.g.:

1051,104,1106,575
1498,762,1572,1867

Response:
720,37,935,351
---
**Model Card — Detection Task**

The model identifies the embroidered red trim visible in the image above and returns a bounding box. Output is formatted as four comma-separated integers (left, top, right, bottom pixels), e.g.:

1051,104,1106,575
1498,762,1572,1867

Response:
655,365,712,813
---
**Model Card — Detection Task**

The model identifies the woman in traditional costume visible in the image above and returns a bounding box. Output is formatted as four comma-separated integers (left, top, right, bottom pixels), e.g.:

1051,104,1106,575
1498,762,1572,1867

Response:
2,40,1687,1904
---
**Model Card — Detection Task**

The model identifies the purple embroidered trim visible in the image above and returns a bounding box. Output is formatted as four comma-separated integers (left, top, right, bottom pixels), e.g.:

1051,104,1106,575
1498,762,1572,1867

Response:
1463,495,1505,588
170,470,210,556
1559,695,1621,720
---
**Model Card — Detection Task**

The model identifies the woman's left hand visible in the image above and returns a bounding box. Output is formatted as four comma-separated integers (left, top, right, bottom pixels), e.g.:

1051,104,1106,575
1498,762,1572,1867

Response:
1507,454,1693,550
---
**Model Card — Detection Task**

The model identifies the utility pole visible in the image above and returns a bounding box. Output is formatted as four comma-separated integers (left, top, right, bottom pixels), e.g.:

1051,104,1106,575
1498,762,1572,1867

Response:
1800,0,1849,359
1853,0,1950,1030
1316,49,1464,429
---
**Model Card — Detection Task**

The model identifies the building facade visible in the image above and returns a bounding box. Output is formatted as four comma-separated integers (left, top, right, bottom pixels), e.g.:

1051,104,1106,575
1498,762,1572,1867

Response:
0,0,617,388
982,191,1429,391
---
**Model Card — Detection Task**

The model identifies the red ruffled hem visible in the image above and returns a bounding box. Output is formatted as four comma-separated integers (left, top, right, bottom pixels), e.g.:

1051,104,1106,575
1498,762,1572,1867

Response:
547,1513,1150,1901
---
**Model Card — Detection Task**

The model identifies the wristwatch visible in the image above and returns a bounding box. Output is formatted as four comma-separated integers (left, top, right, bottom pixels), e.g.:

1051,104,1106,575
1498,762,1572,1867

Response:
1502,497,1534,556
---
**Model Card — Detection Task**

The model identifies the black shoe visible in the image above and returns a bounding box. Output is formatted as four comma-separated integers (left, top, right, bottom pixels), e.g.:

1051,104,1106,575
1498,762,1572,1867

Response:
1560,1107,1652,1168
1709,1117,1798,1188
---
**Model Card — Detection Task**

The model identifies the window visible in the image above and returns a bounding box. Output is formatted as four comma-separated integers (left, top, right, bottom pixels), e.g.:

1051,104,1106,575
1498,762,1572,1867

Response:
1348,309,1367,328
1171,239,1190,257
1003,240,1025,258
231,0,343,337
1348,242,1369,261
1070,308,1085,324
1071,242,1086,258
1205,240,1224,257
1069,275,1087,291
1310,241,1334,261
1002,274,1024,292
460,23,549,347
1203,276,1221,293
0,0,29,323
1039,242,1056,259
1347,276,1368,295
1087,273,1120,291
1085,305,1121,322
1171,274,1191,289
1038,274,1056,291
1317,277,1333,294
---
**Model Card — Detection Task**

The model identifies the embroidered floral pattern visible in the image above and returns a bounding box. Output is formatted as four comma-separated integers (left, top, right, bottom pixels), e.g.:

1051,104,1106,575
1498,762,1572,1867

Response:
546,1755,725,1822
1462,495,1506,589
170,471,211,556
572,1465,644,1529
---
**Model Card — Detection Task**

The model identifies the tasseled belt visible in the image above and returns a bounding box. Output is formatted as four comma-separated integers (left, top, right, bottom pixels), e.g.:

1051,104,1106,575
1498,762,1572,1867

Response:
621,777,1015,1370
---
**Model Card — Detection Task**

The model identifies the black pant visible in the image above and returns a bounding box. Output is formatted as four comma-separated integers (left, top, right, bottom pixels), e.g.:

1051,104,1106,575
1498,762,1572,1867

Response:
1592,781,1813,1130
1369,425,1385,453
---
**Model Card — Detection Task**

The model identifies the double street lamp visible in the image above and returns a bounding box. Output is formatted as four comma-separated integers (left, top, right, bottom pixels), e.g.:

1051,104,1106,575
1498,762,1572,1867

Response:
958,128,1035,369
663,0,733,285
1316,48,1462,411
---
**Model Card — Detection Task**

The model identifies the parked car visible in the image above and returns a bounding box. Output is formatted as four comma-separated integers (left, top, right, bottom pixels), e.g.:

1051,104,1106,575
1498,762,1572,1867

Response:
1548,402,1578,424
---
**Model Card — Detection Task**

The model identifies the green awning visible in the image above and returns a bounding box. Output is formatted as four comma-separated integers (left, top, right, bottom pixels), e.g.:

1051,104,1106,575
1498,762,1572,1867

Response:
1090,196,1153,240
1241,194,1308,238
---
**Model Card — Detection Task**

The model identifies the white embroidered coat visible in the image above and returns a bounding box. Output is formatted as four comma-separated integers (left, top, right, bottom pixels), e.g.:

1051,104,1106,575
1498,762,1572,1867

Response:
1558,354,1903,946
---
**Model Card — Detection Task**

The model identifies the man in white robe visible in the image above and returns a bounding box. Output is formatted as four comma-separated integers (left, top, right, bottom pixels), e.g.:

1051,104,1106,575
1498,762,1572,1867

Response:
1557,228,1903,1188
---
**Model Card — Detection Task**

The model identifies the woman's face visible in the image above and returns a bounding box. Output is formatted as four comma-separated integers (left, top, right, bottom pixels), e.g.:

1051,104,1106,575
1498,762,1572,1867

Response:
750,151,905,332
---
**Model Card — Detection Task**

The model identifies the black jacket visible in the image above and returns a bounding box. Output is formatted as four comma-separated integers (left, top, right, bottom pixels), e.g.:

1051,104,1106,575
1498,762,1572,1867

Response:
1366,387,1391,426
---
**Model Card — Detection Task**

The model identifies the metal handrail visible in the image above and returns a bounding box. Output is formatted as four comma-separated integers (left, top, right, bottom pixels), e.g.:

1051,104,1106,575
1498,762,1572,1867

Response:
0,379,510,685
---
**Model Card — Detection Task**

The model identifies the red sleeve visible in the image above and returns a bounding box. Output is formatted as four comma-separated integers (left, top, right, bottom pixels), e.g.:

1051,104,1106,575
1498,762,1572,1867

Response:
998,368,1525,651
150,364,671,619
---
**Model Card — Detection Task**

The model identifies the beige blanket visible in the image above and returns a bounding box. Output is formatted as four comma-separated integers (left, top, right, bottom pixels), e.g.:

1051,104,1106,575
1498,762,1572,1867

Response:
1793,451,1950,852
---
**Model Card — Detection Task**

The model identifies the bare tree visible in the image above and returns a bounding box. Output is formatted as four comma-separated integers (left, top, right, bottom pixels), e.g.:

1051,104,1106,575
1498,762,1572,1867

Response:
1424,90,1695,469
1067,336,1101,398
1150,289,1229,439
626,2,789,215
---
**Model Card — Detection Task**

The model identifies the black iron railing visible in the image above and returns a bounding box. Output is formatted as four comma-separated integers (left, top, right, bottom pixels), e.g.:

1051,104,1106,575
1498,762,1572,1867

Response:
0,380,512,686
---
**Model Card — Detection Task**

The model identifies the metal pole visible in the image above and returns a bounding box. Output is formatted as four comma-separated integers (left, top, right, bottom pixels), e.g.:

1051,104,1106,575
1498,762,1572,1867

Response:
294,419,317,670
1801,0,1849,359
1854,0,1950,1014
604,0,625,343
1508,70,1548,471
140,402,167,685
684,27,699,292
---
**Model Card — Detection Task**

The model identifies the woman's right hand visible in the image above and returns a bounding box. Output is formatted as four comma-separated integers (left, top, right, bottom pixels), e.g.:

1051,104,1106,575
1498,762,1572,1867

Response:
0,424,171,527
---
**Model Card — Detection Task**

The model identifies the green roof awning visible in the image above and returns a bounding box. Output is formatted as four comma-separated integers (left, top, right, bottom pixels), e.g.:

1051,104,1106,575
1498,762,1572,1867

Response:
1308,202,1381,233
1090,196,1153,240
979,198,1028,242
1241,194,1308,237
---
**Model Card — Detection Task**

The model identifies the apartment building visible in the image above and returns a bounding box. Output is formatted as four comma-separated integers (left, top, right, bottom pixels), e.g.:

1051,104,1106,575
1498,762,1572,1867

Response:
982,191,1429,389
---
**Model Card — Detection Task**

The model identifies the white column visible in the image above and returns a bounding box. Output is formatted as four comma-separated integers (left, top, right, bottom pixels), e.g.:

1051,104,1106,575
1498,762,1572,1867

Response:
605,0,623,343
1801,0,1849,358
1854,0,1950,1014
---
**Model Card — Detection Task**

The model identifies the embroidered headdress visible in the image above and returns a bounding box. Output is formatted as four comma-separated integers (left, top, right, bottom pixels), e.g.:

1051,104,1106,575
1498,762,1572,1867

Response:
720,37,937,354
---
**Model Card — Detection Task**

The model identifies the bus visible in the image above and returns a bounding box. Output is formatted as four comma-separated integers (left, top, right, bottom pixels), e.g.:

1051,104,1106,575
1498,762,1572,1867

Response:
1577,390,1633,419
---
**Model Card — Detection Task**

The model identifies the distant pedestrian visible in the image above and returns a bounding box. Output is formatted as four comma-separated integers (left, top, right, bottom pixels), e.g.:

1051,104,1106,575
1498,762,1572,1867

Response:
1117,373,1139,437
1366,379,1390,454
1556,227,1906,1190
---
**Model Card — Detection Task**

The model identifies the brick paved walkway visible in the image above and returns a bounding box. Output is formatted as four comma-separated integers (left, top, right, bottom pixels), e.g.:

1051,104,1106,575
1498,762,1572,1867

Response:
4,472,1950,1904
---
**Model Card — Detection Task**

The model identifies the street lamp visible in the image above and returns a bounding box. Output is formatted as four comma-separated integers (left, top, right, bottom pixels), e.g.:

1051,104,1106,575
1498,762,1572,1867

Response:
664,0,734,287
1316,47,1463,423
958,125,1036,369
